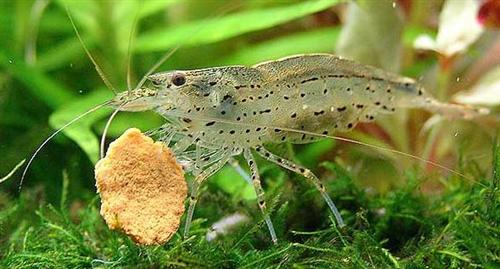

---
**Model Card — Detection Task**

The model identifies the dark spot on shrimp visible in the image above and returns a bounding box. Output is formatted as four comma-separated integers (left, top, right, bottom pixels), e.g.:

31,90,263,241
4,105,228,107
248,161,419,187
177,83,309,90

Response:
337,106,347,112
205,121,216,126
301,77,318,84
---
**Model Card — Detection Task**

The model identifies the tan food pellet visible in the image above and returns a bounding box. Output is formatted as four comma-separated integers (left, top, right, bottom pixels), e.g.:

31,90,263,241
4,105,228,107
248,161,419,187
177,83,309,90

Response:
95,128,186,245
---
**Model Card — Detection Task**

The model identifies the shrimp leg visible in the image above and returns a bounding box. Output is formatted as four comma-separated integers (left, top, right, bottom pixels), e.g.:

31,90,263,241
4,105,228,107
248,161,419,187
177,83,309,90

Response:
253,146,345,227
183,150,232,239
228,158,252,185
243,149,278,244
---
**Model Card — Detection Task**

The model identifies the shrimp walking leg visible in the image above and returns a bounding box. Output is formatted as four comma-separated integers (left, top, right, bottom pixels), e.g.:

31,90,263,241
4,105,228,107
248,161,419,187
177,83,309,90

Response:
253,146,345,227
243,149,278,244
228,158,252,185
183,151,232,238
171,135,199,155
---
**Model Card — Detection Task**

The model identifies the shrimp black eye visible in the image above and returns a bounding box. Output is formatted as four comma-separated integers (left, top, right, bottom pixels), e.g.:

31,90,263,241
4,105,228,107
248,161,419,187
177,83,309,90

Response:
171,73,186,86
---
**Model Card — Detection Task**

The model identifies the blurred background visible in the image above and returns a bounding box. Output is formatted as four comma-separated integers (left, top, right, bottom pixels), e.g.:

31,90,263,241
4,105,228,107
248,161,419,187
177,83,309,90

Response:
1,0,499,267
0,0,498,229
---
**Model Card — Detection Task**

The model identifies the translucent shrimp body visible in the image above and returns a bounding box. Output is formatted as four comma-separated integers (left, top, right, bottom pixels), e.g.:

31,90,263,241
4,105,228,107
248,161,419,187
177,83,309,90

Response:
112,53,487,243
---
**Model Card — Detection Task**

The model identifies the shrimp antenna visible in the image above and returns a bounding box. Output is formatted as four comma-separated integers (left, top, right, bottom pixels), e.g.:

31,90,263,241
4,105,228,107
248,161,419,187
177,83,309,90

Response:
126,3,142,95
135,2,243,90
19,101,112,191
66,5,118,95
136,45,181,89
100,108,121,159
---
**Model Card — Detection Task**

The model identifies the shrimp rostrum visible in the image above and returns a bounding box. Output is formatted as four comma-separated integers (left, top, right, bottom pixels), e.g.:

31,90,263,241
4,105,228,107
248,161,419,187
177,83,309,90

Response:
109,53,487,244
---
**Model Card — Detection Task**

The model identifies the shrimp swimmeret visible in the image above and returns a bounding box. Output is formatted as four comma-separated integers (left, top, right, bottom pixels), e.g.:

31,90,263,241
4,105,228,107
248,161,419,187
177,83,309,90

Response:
105,53,488,243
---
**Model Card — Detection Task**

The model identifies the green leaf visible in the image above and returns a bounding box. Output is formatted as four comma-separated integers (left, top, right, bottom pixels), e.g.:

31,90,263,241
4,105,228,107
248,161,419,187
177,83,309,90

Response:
37,37,94,70
139,0,180,18
94,112,164,138
222,27,340,65
135,0,341,52
336,0,404,72
49,90,114,163
0,51,75,109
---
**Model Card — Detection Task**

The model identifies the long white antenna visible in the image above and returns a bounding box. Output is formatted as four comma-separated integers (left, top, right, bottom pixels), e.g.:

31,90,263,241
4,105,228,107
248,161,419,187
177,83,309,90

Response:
100,108,121,159
126,4,141,95
19,101,111,191
66,5,118,95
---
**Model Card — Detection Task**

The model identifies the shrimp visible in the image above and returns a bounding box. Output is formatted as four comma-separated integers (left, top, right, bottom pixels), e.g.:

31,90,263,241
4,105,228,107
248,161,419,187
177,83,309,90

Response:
108,53,488,244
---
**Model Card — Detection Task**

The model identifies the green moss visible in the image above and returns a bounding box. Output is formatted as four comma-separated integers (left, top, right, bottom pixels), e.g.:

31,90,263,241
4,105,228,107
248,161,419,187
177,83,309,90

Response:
1,145,498,268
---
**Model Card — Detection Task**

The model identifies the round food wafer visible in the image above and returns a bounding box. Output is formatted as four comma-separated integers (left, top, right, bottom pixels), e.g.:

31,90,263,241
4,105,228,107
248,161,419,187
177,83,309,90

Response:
95,128,186,245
